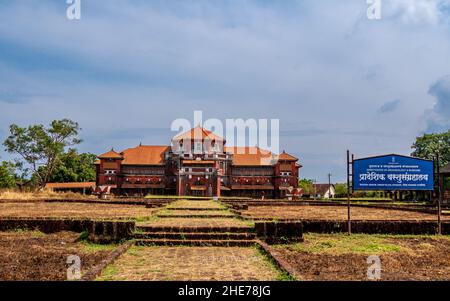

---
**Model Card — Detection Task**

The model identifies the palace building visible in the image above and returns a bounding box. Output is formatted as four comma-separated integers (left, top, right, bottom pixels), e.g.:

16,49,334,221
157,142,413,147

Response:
95,127,301,198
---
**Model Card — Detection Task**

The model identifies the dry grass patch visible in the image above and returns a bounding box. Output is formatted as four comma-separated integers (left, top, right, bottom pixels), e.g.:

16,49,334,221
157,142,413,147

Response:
244,205,448,221
166,200,226,209
0,202,155,220
0,190,96,200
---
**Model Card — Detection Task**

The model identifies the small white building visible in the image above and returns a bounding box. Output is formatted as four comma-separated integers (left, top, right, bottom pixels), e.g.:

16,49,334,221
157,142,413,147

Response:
313,184,336,199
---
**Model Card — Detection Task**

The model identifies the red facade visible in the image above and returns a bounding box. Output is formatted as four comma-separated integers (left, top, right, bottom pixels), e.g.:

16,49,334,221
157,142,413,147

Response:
95,127,301,198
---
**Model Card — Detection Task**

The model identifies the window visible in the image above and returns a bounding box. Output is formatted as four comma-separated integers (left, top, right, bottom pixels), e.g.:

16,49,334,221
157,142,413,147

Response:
194,142,202,153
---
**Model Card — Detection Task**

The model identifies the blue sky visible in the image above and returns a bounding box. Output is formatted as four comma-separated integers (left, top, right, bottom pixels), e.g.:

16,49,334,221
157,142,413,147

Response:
0,0,450,182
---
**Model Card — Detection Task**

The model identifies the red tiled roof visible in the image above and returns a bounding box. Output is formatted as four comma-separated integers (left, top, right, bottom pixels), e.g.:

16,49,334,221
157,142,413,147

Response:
277,151,298,162
173,126,224,141
121,145,170,165
225,147,276,166
98,149,123,159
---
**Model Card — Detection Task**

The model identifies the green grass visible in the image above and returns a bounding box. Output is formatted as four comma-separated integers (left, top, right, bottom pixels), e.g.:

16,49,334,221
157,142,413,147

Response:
81,241,117,252
256,246,296,281
4,229,47,237
96,265,119,281
276,233,408,255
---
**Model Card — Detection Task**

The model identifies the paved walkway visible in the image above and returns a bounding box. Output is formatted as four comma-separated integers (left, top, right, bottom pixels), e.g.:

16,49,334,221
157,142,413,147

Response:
138,217,252,228
97,200,280,281
97,246,279,281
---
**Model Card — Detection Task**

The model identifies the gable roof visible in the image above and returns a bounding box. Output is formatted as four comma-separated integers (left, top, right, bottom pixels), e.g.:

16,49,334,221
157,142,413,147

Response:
173,126,224,141
277,151,298,162
121,145,170,166
98,149,123,159
225,146,276,166
314,184,335,195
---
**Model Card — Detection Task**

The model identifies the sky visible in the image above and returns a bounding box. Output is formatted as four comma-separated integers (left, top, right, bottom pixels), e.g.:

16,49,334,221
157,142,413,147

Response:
0,0,450,182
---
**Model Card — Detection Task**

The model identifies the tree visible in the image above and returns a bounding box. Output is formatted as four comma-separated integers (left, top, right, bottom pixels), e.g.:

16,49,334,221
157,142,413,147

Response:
3,119,82,189
411,131,450,167
335,183,348,196
49,149,96,183
298,179,314,195
0,161,16,189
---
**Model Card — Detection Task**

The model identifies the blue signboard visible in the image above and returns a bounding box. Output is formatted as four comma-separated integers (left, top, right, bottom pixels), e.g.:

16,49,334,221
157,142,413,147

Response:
353,154,434,191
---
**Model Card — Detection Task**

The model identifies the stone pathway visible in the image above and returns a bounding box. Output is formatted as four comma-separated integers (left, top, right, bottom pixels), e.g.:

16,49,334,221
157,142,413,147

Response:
97,246,279,281
137,217,251,228
96,200,281,280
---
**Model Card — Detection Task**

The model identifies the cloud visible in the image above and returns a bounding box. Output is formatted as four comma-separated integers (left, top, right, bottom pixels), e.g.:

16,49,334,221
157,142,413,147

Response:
0,1,449,182
378,99,401,114
426,75,450,132
384,0,450,25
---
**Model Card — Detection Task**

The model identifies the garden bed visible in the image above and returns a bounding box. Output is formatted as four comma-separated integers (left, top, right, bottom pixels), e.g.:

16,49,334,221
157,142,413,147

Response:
269,233,450,281
0,231,115,280
243,205,448,221
0,202,155,220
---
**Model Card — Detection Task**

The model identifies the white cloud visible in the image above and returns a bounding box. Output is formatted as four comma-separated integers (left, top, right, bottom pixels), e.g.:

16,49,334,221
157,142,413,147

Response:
384,0,450,25
0,1,449,181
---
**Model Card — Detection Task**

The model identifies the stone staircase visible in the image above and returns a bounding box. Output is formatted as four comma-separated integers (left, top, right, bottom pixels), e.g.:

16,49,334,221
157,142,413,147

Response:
134,226,256,247
133,201,257,246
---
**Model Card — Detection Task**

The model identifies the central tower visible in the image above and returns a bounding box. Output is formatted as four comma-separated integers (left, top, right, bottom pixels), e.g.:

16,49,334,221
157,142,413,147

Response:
169,126,232,197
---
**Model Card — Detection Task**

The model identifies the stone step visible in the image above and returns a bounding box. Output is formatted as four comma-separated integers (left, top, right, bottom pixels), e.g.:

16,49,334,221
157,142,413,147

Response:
157,214,235,219
136,226,254,233
133,232,256,240
166,208,228,211
134,239,257,247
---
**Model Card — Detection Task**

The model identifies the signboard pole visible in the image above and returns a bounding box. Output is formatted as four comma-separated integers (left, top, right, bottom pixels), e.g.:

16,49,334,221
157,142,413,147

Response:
347,150,351,235
437,154,442,235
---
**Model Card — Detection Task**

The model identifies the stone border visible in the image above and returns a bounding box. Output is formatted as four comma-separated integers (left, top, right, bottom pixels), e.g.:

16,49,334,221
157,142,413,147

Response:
301,220,450,235
0,198,149,205
0,218,135,243
256,240,300,280
81,240,134,281
251,220,450,235
255,222,303,244
224,200,443,215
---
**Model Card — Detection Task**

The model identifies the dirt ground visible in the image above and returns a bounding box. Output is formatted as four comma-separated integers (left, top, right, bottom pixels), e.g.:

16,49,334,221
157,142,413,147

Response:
243,205,448,221
0,231,115,280
271,234,450,281
0,202,155,220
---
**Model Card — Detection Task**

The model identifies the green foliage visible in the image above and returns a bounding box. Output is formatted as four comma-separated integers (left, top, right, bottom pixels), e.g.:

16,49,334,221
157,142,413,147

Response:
78,231,89,241
298,179,314,195
0,161,17,188
49,149,96,183
411,131,450,166
3,119,82,188
334,183,347,196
